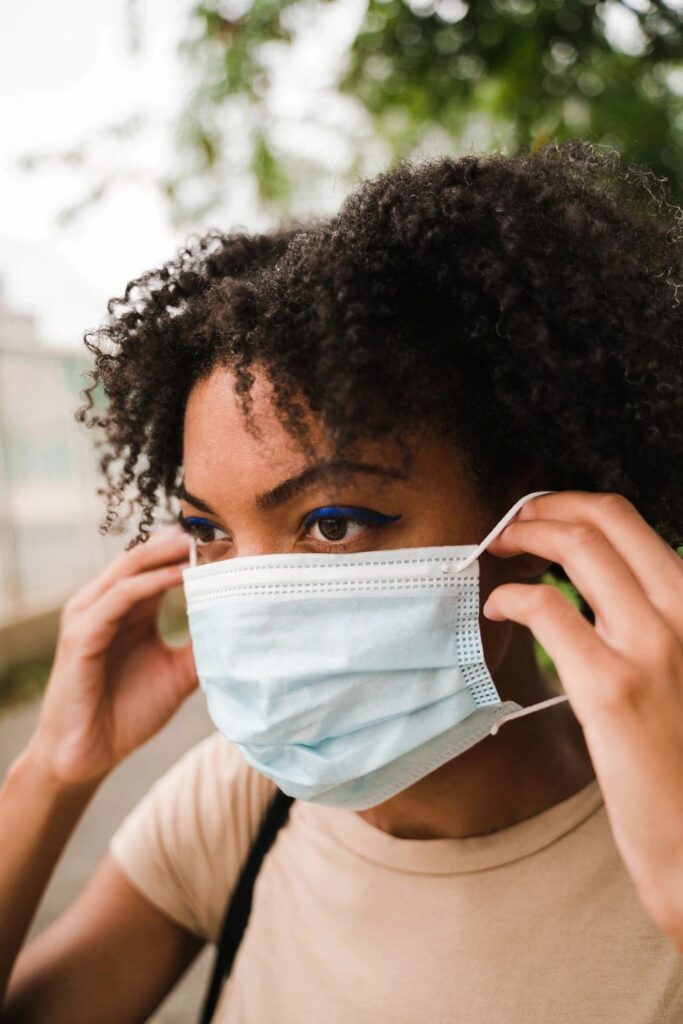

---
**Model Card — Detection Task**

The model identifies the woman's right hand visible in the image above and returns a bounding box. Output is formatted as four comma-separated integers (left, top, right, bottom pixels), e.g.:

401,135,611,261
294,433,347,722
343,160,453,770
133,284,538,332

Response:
26,525,198,787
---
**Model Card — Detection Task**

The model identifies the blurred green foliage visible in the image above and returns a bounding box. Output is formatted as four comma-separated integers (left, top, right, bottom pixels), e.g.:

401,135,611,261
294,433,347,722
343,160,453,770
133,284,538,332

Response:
23,1,681,225
534,572,581,678
343,0,681,167
169,0,682,221
0,658,53,712
537,546,683,680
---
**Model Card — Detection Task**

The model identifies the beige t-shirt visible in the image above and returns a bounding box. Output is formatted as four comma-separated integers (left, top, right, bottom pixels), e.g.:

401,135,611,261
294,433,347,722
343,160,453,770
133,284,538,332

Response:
110,732,683,1023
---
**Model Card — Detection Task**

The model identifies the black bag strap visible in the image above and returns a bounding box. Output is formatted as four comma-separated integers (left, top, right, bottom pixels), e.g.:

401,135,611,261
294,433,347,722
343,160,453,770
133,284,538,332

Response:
198,788,295,1024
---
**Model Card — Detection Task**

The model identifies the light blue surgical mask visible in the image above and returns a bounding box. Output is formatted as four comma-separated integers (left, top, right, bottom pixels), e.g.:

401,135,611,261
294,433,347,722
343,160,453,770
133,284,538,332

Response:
182,490,568,810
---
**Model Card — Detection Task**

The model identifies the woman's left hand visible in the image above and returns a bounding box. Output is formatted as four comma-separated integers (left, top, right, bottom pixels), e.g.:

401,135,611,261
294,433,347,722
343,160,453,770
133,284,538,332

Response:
482,491,683,951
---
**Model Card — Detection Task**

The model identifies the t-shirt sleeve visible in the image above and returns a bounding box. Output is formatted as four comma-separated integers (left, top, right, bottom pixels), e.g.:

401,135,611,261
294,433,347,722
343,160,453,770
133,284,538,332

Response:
109,730,277,943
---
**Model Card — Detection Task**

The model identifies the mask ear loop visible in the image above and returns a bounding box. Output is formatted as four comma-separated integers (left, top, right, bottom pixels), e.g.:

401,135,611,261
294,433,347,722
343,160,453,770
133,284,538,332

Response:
440,489,557,574
439,488,571,734
189,534,198,568
484,489,570,733
489,693,569,735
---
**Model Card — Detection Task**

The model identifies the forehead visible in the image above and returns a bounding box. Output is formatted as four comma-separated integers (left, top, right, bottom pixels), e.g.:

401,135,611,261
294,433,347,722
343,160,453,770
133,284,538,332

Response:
182,364,416,488
184,365,317,446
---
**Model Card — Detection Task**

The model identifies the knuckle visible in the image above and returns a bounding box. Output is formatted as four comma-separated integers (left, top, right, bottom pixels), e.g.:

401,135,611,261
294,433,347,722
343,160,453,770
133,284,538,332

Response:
526,583,559,614
567,524,603,551
598,666,645,713
108,550,131,575
120,548,145,575
596,492,635,519
652,631,683,678
59,592,81,625
114,576,138,598
111,544,146,578
58,617,84,653
620,620,681,675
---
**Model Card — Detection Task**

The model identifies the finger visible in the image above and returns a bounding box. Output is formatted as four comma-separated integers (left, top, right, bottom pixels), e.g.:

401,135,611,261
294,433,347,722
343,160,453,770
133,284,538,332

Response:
483,581,624,726
77,562,188,651
70,526,191,610
111,637,198,741
487,518,671,659
166,641,199,702
137,637,199,713
115,591,167,641
512,491,683,632
121,590,165,625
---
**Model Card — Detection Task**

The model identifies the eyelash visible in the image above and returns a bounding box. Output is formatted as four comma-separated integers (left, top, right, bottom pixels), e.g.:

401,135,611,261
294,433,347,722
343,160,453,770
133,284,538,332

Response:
302,506,401,549
178,506,401,551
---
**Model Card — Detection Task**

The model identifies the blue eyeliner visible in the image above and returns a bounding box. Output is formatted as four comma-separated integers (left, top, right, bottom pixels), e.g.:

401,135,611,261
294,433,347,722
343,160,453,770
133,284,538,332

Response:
178,509,401,539
303,506,401,528
180,515,217,530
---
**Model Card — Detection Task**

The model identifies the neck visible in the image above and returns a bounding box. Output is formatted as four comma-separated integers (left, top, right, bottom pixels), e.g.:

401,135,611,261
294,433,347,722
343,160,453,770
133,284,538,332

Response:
356,625,596,839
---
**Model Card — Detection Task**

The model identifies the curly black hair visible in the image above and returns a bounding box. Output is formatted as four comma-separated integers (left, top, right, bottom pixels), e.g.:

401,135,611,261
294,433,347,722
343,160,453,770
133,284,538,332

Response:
77,139,683,566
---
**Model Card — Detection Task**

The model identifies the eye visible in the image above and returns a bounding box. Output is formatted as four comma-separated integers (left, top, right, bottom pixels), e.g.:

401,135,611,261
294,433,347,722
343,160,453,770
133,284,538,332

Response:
178,515,230,546
303,506,401,545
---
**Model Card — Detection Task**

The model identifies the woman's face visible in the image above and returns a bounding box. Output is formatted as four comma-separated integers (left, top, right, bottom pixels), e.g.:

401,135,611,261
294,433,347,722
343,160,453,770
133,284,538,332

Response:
180,366,548,676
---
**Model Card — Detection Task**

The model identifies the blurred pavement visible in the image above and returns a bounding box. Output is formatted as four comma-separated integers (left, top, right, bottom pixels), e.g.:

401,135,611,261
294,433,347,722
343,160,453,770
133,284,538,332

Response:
0,689,215,1023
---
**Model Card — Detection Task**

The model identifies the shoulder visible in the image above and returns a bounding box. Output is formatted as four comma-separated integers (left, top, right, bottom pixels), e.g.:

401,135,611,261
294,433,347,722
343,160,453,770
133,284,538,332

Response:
110,731,277,942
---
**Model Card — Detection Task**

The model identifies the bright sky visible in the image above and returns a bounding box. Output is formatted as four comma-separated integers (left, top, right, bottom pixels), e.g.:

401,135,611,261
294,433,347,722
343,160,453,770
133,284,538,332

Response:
0,0,365,347
0,0,188,345
0,0,679,347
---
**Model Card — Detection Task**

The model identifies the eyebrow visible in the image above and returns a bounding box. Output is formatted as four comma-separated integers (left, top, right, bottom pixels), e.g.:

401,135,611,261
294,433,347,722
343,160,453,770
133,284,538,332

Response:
178,459,408,517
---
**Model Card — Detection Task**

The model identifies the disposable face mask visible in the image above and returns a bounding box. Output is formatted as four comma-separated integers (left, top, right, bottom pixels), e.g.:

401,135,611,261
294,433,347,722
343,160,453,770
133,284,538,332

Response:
182,490,568,810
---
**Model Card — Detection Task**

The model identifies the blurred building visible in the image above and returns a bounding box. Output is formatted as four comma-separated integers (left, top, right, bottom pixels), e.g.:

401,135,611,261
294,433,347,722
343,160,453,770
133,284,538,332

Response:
0,283,123,670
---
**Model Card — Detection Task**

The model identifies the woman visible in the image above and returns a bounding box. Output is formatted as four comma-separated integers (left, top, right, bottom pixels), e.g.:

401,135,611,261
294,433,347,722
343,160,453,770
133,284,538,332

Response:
1,139,682,1022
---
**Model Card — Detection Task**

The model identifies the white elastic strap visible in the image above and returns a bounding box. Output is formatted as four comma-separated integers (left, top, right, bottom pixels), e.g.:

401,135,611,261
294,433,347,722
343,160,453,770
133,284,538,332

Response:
489,693,569,736
189,534,197,568
454,489,566,735
441,489,557,573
